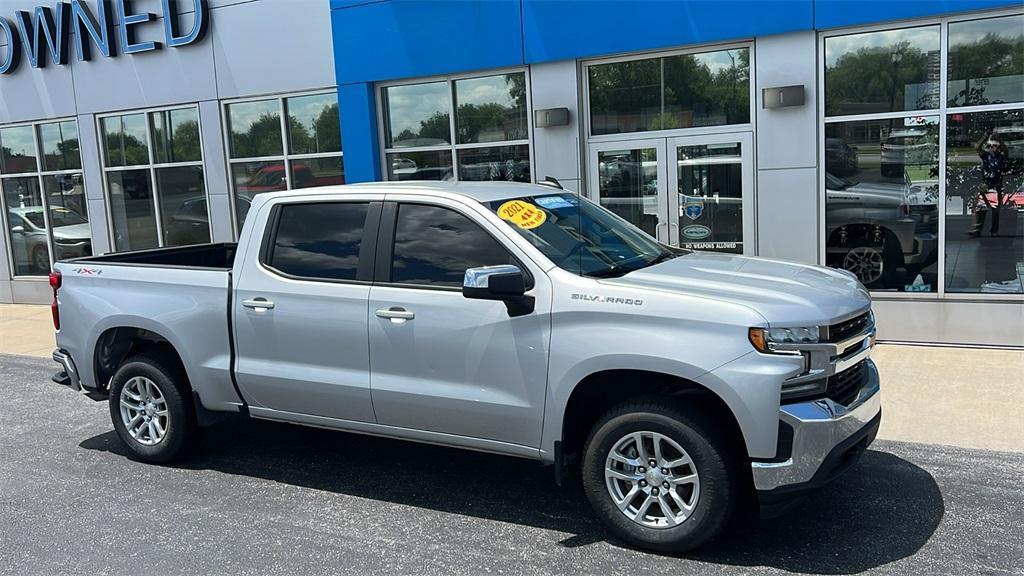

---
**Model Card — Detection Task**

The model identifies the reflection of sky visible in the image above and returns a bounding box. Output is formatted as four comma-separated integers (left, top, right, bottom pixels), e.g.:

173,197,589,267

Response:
455,75,516,108
386,81,449,137
826,26,939,67
695,49,745,73
39,121,78,156
229,99,279,134
0,126,36,157
950,14,1023,47
287,94,336,133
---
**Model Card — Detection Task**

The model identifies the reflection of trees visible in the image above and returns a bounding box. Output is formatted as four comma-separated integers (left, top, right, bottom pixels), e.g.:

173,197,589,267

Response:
589,49,750,132
826,41,933,114
104,131,150,165
289,103,341,154
948,32,1024,106
153,121,200,162
232,113,284,158
394,111,450,144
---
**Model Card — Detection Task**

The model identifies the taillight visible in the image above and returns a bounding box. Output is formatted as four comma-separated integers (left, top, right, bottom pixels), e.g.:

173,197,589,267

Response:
49,271,61,330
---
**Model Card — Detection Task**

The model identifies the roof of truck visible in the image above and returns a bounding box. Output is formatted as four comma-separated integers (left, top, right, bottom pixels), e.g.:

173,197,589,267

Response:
265,180,572,204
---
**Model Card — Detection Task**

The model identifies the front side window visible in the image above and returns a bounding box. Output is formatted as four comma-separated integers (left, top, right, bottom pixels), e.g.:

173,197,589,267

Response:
0,120,91,276
226,92,345,232
391,204,514,287
588,47,750,135
486,193,675,278
381,72,531,183
101,106,208,251
268,202,369,281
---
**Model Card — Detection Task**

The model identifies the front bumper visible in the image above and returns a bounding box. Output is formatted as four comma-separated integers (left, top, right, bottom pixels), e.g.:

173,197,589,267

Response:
753,359,882,515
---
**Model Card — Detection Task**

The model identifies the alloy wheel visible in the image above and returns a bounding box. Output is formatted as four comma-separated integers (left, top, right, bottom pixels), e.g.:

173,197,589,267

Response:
842,246,884,285
119,376,169,446
604,431,700,529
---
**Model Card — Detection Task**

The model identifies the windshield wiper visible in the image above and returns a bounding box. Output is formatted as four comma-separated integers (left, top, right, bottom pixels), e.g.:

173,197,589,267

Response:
646,251,679,267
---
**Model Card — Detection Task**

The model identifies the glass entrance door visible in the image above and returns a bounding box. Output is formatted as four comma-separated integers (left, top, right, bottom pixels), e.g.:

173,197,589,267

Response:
588,132,754,253
668,132,754,253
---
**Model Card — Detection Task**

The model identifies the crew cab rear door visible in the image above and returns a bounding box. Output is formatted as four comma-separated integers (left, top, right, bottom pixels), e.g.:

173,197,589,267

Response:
366,196,552,450
232,194,382,423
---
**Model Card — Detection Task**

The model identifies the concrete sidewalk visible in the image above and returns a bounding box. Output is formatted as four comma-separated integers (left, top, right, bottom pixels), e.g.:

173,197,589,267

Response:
3,304,1021,453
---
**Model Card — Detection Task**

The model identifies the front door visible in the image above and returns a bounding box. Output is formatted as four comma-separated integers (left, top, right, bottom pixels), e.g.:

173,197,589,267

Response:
367,198,551,450
588,132,755,254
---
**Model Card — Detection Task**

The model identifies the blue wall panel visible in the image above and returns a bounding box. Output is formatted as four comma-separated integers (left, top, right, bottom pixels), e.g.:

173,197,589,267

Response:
332,0,525,85
815,0,1023,30
522,0,814,63
338,82,381,183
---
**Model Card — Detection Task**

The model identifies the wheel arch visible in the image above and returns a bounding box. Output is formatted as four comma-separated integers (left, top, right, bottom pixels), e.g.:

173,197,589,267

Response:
92,323,190,394
557,368,749,464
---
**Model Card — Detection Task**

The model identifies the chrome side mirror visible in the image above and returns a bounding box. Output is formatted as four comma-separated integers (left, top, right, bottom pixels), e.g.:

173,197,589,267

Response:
463,265,533,317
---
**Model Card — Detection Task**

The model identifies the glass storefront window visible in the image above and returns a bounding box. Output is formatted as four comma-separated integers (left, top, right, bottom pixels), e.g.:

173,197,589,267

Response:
42,174,90,263
39,121,81,171
383,81,451,148
107,170,158,251
151,108,201,164
101,107,209,250
0,119,92,276
287,93,342,155
457,145,530,182
454,74,528,144
824,117,940,291
227,99,283,158
948,15,1024,107
945,109,1024,294
381,72,531,183
4,177,49,275
385,150,453,181
226,92,345,231
101,114,150,167
291,157,345,189
596,147,660,237
0,125,39,174
825,26,940,116
157,166,208,246
588,48,750,135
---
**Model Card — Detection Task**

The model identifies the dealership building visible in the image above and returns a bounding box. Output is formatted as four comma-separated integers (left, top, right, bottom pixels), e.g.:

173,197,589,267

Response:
0,0,1021,346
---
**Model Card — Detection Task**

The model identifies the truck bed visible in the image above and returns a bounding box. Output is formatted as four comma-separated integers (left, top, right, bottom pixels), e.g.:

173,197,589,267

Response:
67,243,237,269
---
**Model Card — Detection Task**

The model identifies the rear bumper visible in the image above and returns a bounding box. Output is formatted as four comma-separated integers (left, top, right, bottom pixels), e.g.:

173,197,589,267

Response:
52,348,104,399
752,359,882,516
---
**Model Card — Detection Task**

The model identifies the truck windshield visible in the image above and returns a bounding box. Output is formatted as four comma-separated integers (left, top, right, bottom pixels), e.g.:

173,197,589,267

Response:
486,193,683,278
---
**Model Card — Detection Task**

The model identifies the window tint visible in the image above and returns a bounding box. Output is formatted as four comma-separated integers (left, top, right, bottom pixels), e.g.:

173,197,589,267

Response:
391,204,513,287
269,202,369,281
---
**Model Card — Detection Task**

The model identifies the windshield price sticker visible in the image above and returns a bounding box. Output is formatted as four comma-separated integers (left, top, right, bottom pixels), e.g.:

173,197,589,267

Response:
497,200,547,229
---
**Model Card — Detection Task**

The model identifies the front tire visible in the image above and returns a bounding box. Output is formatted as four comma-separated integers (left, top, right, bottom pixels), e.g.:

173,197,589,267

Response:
582,399,738,553
108,352,196,463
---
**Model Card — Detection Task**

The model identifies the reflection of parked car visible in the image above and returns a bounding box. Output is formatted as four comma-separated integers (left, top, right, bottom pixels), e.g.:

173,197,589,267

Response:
239,163,340,192
8,206,92,274
390,157,417,171
825,138,858,176
880,129,938,178
825,172,937,289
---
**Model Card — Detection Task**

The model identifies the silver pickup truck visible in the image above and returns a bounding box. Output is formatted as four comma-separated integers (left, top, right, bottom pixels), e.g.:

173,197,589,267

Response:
50,181,881,552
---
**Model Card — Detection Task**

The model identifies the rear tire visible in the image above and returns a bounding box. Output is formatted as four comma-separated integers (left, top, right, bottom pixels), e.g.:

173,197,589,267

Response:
581,398,739,553
108,352,196,463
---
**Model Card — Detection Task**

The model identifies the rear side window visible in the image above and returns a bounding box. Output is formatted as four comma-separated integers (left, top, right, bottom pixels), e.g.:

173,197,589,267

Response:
269,202,369,281
391,203,513,287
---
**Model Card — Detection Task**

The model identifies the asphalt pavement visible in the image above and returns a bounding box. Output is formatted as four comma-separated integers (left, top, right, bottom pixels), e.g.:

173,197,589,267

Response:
1,353,1022,576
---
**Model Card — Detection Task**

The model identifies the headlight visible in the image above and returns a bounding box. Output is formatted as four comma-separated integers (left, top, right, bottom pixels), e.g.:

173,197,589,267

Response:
748,326,821,353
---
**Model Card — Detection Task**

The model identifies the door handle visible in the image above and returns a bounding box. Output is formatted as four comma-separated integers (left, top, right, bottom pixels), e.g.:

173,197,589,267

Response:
376,307,415,323
242,298,275,311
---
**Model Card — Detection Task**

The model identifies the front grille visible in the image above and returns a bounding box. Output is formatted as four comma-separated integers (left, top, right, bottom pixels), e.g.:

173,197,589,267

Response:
827,360,869,406
828,311,871,343
781,360,869,405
